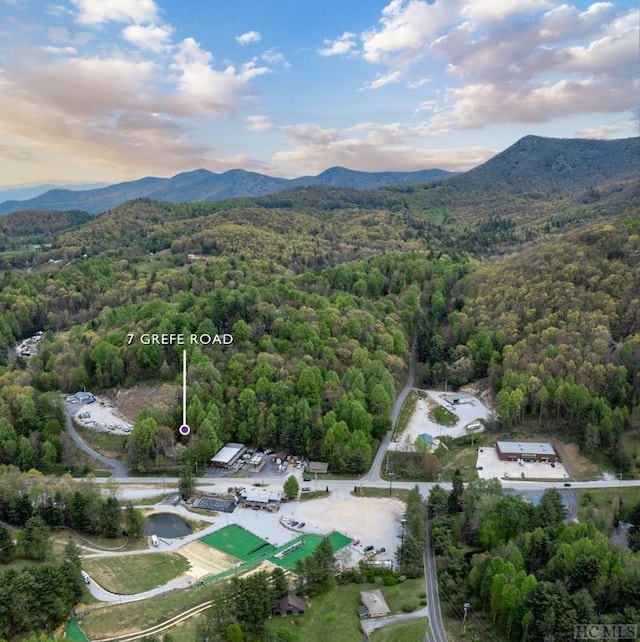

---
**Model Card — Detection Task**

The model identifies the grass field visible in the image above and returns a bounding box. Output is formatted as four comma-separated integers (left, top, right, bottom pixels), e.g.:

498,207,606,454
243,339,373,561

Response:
371,617,430,641
76,582,217,638
352,486,412,501
199,524,276,561
266,579,425,642
82,552,190,594
75,423,126,458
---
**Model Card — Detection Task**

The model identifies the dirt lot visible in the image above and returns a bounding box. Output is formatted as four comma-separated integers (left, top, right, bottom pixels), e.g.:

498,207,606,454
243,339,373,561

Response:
292,495,405,565
109,383,181,424
179,540,238,580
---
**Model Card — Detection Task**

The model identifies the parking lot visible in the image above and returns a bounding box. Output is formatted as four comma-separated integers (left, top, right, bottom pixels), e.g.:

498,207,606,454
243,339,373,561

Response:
392,389,494,450
476,447,570,480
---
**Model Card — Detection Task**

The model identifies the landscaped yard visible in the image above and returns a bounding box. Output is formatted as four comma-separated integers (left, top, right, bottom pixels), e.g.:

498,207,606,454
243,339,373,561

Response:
82,552,190,594
265,579,425,642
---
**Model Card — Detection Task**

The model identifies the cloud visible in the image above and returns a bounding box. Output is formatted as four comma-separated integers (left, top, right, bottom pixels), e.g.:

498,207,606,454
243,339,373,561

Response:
447,78,638,129
122,23,173,53
246,115,273,131
318,32,357,57
0,4,275,180
275,134,492,174
168,37,270,117
275,119,494,173
260,48,290,67
323,0,639,131
363,69,402,90
235,30,261,45
574,118,640,140
70,0,159,25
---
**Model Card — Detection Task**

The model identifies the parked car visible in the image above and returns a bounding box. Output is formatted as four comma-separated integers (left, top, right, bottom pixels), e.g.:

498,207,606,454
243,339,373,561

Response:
298,522,305,528
564,482,572,487
301,487,312,492
363,545,375,553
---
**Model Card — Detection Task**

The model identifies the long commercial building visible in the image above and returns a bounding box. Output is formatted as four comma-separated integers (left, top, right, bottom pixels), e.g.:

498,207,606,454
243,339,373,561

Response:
496,441,558,463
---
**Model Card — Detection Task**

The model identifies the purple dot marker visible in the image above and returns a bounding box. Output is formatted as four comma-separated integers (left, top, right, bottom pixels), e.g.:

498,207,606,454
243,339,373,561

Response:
179,424,191,436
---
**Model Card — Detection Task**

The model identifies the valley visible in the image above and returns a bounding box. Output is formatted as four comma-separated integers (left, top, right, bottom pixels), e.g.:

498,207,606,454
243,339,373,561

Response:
1,135,639,642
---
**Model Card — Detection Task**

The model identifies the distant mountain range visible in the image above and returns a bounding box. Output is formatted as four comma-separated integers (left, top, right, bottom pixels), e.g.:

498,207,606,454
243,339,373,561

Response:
0,167,454,216
2,135,639,217
0,182,108,204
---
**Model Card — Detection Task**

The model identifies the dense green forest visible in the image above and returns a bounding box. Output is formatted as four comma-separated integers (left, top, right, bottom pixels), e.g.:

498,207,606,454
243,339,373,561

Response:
429,480,640,641
0,152,639,477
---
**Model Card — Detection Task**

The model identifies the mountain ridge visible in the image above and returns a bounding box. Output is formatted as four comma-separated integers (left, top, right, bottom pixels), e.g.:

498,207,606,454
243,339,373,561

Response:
0,166,454,216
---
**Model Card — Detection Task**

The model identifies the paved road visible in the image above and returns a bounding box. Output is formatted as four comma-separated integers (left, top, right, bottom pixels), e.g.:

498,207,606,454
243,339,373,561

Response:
423,515,447,642
64,402,128,477
364,341,417,482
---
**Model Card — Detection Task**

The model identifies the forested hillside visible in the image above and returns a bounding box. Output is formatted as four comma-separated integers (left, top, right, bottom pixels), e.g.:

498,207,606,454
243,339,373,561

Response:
0,136,639,478
419,219,640,473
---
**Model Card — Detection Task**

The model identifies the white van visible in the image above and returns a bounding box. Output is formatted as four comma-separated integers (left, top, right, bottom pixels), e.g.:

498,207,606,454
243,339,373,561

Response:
81,570,91,584
151,534,159,547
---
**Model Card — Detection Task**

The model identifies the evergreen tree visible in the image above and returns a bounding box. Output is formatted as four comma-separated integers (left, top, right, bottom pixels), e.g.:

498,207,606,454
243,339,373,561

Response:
536,488,566,526
447,469,464,513
124,504,144,539
179,461,195,501
23,515,50,560
0,523,15,563
99,496,121,538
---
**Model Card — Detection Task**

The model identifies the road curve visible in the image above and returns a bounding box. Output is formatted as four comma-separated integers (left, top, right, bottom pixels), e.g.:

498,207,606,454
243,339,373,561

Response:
364,341,417,482
64,402,129,477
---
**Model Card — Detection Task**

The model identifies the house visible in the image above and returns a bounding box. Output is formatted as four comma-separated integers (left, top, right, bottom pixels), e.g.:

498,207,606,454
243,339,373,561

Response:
358,589,391,618
274,594,306,616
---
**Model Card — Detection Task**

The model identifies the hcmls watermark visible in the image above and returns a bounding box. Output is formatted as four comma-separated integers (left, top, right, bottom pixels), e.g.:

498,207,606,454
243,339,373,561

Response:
574,624,637,640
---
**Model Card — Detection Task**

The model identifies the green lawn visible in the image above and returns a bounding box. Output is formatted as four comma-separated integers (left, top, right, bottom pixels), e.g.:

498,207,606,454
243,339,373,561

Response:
435,435,485,481
199,524,275,561
265,580,425,642
429,404,459,426
75,423,126,458
371,617,431,641
352,486,411,502
82,552,190,594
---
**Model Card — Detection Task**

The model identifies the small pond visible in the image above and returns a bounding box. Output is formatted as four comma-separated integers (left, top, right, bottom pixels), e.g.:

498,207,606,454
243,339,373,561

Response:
142,512,191,538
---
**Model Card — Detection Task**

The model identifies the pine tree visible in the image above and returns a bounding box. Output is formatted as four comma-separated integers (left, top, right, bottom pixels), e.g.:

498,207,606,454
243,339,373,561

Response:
0,523,15,563
448,469,464,513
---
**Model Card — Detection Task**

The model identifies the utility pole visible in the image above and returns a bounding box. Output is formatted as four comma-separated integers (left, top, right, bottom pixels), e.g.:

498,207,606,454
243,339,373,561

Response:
400,518,406,569
463,602,471,633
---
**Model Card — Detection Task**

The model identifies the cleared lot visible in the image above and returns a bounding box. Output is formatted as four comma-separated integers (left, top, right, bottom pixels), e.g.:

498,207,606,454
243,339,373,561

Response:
393,389,493,449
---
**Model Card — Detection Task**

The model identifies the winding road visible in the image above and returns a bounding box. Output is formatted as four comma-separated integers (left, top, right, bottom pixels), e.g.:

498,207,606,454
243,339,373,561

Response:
364,340,417,482
64,401,128,477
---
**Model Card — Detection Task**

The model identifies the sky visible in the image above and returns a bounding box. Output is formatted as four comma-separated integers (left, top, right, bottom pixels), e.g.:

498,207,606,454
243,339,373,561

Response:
0,0,638,187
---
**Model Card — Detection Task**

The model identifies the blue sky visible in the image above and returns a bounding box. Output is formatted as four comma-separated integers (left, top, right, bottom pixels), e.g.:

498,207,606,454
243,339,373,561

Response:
0,0,638,186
